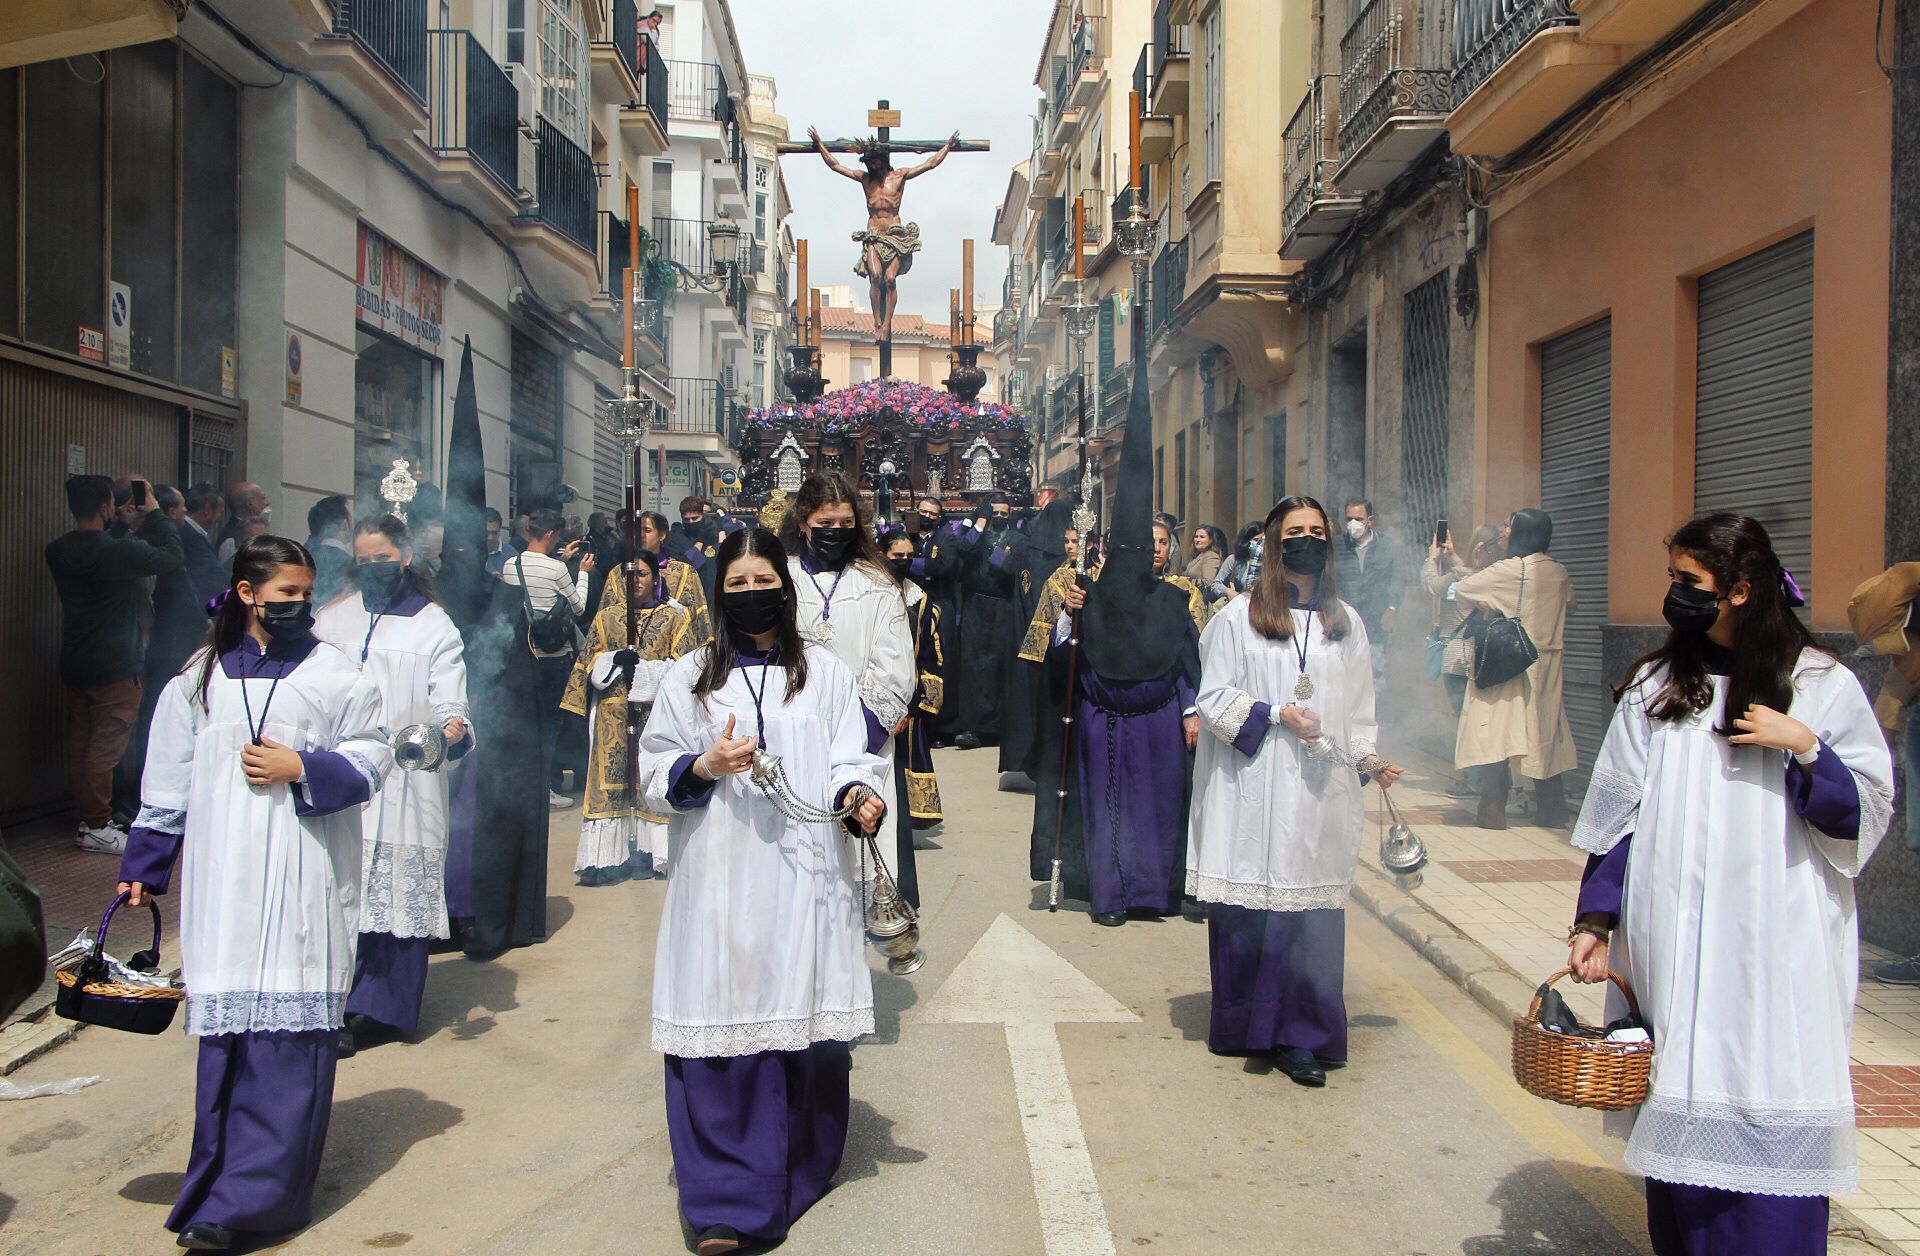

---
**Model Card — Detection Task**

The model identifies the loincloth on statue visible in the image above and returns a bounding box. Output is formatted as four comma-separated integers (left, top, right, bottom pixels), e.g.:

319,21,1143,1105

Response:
852,222,922,277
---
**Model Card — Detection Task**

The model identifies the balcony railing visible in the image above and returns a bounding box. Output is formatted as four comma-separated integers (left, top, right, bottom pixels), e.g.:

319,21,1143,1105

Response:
334,0,428,101
1340,0,1451,157
427,29,517,193
668,377,732,438
1133,45,1151,105
1079,191,1106,247
635,35,668,128
667,59,726,122
1149,236,1187,336
597,0,641,85
1452,0,1577,106
603,210,630,302
1151,0,1189,80
535,118,595,248
1068,12,1105,77
1101,361,1130,427
1283,76,1340,238
651,216,711,276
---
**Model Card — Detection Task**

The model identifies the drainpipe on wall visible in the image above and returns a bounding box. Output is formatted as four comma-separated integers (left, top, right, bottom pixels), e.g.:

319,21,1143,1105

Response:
1889,0,1920,565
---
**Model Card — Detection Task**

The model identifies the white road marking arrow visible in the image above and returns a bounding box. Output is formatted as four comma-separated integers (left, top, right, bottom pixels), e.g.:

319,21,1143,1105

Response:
916,913,1140,1256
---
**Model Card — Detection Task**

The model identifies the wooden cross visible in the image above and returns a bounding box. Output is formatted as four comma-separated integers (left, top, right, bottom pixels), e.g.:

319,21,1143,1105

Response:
773,99,992,157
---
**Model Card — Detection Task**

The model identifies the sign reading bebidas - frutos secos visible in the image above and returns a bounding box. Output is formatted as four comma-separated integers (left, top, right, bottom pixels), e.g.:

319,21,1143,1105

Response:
355,223,445,356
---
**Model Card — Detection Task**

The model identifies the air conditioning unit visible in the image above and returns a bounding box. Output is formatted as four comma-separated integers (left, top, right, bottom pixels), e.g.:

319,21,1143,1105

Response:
511,64,539,133
516,128,539,204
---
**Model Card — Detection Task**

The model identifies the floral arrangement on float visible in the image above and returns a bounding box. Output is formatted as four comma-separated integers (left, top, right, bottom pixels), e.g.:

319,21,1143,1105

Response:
742,378,1029,437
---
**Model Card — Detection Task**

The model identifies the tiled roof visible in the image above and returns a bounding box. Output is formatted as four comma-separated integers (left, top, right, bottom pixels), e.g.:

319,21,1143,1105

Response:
817,305,953,342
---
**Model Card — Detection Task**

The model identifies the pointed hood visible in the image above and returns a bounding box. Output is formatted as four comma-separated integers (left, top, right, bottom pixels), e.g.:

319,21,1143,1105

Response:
1079,315,1199,683
438,337,491,626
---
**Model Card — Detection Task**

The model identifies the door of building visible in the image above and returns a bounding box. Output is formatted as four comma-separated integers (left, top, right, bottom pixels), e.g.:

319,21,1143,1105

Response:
1695,230,1815,600
0,355,192,820
1539,317,1612,776
511,328,564,515
1401,272,1451,548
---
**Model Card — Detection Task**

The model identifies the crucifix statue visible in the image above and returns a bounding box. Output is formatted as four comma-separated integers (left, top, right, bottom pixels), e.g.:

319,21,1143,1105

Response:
780,101,989,377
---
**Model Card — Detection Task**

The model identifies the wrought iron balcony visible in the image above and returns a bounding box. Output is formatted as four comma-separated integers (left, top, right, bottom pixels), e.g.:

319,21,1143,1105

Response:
633,35,668,133
1281,75,1362,261
666,59,726,122
1149,235,1187,336
668,377,730,437
333,0,429,101
534,118,596,249
1150,0,1191,115
1451,0,1577,107
1101,361,1130,428
595,0,641,86
651,216,713,275
427,29,517,195
1337,0,1451,191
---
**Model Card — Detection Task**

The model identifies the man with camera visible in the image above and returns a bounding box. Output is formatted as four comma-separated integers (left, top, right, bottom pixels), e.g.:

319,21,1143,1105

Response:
45,474,183,852
497,508,594,809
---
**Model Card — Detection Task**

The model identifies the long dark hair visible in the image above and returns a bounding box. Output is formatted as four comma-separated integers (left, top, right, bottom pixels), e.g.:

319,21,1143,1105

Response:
195,535,315,709
1249,495,1350,641
1619,512,1825,735
349,512,440,605
694,528,810,705
779,471,896,584
1233,521,1263,564
1194,524,1229,557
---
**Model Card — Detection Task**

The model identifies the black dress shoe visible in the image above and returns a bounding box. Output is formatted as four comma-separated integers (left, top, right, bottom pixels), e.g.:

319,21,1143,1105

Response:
1092,911,1126,927
954,732,982,751
1314,1054,1348,1071
1275,1047,1327,1087
336,1026,358,1059
177,1222,234,1250
695,1225,744,1255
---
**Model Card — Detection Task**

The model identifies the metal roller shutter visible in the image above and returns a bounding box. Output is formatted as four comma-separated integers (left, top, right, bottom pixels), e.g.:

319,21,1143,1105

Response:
1695,230,1814,598
0,358,186,819
593,389,624,516
1540,318,1612,775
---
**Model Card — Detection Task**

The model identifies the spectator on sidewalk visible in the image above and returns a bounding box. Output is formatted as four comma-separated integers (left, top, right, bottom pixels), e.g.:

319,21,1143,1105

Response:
1208,522,1266,604
217,481,272,568
179,484,228,605
484,508,512,575
1849,562,1920,984
498,508,592,809
1454,509,1578,830
46,474,183,853
1334,497,1411,685
1186,524,1228,591
305,494,354,605
1422,522,1504,799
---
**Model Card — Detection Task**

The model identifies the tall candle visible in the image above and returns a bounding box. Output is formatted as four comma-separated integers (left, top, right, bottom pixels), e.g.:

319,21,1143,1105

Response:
796,239,809,344
962,238,974,345
1129,91,1142,190
1074,195,1086,280
811,289,823,348
624,183,640,371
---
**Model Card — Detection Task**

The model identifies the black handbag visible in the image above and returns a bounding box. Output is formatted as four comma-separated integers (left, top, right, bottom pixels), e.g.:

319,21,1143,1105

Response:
1472,558,1541,689
516,555,577,655
54,892,183,1035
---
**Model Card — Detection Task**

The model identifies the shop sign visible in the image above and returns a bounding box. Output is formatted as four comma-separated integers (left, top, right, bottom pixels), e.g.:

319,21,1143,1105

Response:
354,223,445,356
107,282,131,371
285,332,303,405
78,326,104,362
663,459,693,489
67,444,85,475
220,347,238,399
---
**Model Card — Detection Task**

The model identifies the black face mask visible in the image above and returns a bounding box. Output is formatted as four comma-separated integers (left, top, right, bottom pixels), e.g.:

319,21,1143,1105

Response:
919,510,943,529
807,526,857,567
724,587,786,636
1279,535,1330,577
357,561,406,605
254,599,315,641
1663,583,1723,635
988,514,1011,531
887,558,915,584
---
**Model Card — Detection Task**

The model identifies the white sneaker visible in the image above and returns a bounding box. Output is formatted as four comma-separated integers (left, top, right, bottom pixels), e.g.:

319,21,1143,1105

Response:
548,791,575,810
75,823,128,855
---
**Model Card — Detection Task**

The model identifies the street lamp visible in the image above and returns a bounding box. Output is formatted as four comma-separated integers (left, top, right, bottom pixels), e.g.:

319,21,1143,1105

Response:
1112,190,1159,307
1060,279,1099,545
707,217,743,274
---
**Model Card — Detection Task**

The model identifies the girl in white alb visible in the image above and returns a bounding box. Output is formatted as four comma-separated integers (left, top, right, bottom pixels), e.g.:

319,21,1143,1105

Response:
119,535,390,1251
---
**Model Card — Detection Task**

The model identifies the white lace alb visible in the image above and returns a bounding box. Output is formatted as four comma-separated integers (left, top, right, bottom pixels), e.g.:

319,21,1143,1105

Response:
1626,1094,1858,1197
186,989,346,1036
1184,870,1350,912
651,1007,875,1058
359,841,449,938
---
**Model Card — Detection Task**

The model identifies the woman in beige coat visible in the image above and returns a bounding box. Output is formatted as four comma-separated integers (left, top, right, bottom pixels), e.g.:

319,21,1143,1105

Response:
1454,508,1578,829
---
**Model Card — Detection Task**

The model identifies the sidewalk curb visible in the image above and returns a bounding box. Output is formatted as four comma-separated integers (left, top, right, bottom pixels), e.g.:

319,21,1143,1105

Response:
1348,862,1906,1255
0,1013,84,1076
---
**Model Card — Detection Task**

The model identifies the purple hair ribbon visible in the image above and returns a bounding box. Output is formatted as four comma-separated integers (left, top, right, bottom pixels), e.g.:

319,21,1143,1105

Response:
204,588,232,619
1780,567,1807,608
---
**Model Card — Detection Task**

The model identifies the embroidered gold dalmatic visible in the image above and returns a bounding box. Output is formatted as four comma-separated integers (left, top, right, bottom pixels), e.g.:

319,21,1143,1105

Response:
597,557,713,646
561,600,693,824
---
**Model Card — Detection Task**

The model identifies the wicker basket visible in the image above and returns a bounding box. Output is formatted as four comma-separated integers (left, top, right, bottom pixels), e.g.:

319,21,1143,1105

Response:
1510,968,1652,1111
53,892,184,1036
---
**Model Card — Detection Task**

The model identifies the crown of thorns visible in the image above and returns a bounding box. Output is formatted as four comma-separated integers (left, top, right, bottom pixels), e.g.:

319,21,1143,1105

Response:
852,139,892,160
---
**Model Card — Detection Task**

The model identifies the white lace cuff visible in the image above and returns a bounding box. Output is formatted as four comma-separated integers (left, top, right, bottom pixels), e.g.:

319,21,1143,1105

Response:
859,677,909,733
644,757,679,813
1348,736,1378,762
133,805,186,834
1571,764,1642,854
339,748,384,796
1204,691,1258,744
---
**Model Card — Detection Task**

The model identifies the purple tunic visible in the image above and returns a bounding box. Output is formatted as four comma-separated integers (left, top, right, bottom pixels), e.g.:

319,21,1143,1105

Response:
1645,1179,1828,1256
1206,904,1348,1060
345,932,430,1033
1076,667,1194,916
169,1029,339,1235
664,1043,852,1243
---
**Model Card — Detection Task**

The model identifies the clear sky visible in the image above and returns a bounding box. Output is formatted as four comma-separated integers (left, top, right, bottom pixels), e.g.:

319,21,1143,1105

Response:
729,0,1050,323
